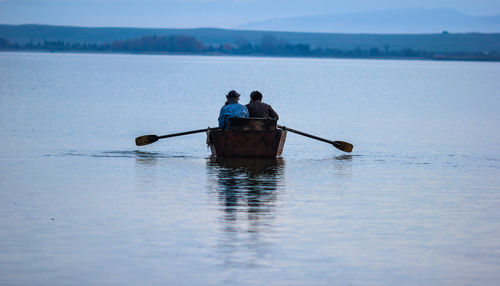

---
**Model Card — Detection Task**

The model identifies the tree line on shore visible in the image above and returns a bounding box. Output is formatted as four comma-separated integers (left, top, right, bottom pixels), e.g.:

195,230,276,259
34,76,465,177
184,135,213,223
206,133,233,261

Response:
1,34,499,61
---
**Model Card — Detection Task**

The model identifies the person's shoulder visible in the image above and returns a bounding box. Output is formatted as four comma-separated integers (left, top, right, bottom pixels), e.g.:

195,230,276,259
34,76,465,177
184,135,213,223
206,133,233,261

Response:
246,102,255,108
220,103,232,112
262,102,272,108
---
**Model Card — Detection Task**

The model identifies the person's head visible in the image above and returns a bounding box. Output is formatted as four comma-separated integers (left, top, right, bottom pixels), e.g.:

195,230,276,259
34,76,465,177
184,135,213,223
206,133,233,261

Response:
226,90,240,103
250,90,263,102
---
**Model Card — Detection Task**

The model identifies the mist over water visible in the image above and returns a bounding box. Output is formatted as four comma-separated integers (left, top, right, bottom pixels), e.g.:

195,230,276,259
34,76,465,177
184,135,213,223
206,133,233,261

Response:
1,52,499,285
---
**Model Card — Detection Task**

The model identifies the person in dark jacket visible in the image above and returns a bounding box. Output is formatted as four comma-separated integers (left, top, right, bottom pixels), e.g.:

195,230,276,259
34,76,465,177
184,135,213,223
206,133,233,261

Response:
246,91,279,120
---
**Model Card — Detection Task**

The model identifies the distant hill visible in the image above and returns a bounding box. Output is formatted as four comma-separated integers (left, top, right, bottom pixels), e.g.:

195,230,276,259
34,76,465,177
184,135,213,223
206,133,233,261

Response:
1,24,500,53
238,8,500,34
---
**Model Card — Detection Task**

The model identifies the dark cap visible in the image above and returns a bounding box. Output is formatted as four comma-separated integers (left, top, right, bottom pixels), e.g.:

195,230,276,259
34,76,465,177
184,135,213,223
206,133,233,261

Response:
226,90,240,99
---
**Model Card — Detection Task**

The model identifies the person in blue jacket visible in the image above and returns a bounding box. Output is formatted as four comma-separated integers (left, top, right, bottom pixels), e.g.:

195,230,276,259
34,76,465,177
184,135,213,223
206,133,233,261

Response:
218,90,249,129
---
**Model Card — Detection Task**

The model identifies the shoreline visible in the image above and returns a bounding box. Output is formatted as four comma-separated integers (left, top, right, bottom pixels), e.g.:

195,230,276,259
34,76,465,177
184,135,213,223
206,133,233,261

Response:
1,49,499,63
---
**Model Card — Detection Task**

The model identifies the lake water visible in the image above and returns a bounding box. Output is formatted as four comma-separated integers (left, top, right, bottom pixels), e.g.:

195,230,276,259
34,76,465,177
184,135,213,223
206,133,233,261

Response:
1,52,499,285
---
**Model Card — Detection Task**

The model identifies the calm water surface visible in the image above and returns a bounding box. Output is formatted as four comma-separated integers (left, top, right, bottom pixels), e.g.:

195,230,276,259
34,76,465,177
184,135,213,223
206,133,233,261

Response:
1,52,499,285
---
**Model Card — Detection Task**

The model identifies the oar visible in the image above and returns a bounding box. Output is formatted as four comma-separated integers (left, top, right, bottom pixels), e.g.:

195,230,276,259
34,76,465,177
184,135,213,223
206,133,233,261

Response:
135,127,222,146
277,125,353,153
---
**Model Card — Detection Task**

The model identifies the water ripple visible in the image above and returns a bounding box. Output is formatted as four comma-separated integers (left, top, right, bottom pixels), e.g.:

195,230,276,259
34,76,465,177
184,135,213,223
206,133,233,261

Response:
47,150,194,159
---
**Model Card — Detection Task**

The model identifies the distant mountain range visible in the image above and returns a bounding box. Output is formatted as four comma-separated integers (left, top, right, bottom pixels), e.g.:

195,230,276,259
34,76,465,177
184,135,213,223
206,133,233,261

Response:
238,8,500,33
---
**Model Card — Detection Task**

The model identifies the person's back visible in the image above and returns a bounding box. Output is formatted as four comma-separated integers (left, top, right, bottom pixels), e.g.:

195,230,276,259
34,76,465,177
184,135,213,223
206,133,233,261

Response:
218,90,249,129
246,91,279,120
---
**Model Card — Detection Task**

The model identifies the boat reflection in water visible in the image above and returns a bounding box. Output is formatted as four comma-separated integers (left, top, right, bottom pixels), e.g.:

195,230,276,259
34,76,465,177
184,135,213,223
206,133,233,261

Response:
206,157,285,267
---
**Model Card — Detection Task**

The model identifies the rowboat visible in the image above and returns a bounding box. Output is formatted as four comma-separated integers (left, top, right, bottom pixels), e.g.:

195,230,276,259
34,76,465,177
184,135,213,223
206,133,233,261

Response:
135,118,352,155
206,118,287,158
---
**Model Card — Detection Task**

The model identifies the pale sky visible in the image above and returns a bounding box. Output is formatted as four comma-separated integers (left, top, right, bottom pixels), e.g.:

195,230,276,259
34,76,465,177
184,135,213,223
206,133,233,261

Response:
1,0,500,28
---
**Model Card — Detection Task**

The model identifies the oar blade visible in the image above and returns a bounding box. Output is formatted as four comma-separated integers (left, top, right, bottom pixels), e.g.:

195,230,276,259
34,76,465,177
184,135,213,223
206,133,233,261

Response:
333,141,353,153
135,135,159,146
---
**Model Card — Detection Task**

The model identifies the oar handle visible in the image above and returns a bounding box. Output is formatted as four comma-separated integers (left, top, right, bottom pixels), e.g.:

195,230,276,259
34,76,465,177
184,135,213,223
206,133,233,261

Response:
277,125,353,152
158,127,221,139
278,125,335,145
136,127,222,146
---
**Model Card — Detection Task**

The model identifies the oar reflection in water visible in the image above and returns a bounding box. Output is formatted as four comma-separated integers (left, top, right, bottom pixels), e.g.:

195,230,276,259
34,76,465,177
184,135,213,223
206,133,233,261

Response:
206,157,285,267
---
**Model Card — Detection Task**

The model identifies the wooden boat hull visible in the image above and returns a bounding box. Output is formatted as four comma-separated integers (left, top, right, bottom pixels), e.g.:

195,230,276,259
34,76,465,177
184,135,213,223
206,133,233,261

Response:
207,129,287,158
